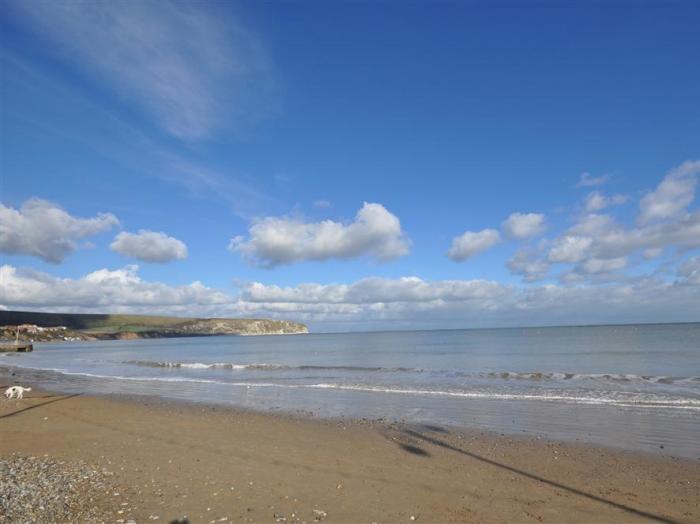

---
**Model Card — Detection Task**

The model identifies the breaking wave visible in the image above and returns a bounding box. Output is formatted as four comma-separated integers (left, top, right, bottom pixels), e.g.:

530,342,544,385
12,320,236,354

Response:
23,369,700,411
122,360,423,373
482,371,700,385
121,360,699,385
304,383,700,410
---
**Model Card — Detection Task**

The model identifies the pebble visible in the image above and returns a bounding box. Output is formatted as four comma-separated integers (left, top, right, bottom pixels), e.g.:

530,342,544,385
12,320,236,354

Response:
0,454,118,523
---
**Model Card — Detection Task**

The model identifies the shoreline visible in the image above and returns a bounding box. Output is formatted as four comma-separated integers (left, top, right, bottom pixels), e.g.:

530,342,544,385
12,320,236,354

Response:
1,383,699,523
3,361,699,461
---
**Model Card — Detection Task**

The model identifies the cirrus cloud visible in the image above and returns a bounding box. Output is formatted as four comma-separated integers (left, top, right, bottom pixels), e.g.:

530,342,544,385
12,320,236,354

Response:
9,0,278,140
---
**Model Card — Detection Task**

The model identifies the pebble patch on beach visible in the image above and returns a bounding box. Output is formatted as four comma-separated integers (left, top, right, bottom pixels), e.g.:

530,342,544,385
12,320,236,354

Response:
0,454,117,523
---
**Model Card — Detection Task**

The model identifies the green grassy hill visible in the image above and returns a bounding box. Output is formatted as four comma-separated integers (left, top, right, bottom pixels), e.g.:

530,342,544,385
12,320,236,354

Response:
0,311,192,332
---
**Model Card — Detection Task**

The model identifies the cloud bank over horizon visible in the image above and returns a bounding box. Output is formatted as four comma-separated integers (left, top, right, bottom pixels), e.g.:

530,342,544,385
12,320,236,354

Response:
1,261,698,331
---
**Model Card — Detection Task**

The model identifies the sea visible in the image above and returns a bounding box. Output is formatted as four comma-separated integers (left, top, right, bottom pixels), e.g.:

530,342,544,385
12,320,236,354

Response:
2,323,699,458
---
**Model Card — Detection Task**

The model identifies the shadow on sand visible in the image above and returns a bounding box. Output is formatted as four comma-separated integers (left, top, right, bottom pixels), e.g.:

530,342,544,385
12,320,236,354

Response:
0,393,82,420
386,425,678,524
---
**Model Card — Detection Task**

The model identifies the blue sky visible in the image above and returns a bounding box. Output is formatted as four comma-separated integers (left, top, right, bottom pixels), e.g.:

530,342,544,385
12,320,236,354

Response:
1,1,699,331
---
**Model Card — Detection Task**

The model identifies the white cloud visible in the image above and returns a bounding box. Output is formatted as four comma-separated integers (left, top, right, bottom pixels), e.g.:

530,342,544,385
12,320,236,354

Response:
507,248,550,282
10,1,277,140
584,192,607,212
583,192,628,213
0,265,227,312
447,229,500,261
230,203,410,267
0,198,118,263
474,163,698,282
509,161,700,282
638,160,700,225
578,257,627,274
110,230,188,263
501,212,546,239
568,213,618,237
529,208,700,281
678,256,700,285
576,172,610,187
547,235,593,263
585,211,700,259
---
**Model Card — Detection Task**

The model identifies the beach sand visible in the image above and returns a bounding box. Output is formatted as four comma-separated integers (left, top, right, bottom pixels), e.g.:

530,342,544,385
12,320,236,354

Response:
1,389,698,523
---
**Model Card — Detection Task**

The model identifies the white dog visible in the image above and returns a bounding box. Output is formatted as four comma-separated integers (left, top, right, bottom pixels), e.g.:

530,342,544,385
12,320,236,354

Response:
4,386,32,400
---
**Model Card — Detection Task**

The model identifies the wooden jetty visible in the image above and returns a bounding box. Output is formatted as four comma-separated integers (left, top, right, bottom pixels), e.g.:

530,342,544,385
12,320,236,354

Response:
0,343,33,352
0,325,35,352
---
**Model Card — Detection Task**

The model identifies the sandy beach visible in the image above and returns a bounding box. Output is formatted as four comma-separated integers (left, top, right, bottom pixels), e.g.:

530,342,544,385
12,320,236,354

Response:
1,387,698,524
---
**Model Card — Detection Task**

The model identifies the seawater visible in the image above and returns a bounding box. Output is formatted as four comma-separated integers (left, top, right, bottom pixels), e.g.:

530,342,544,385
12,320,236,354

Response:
2,323,699,458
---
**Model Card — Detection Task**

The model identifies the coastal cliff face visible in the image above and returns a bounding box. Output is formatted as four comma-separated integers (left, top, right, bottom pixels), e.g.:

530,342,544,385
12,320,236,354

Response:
0,311,309,342
174,318,308,336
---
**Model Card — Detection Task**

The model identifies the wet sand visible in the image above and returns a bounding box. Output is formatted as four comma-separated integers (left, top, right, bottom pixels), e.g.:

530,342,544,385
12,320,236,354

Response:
0,388,698,523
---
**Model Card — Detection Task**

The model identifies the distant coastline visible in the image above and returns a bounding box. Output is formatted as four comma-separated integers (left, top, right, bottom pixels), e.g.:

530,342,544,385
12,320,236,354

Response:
2,309,698,340
303,320,700,336
0,310,308,342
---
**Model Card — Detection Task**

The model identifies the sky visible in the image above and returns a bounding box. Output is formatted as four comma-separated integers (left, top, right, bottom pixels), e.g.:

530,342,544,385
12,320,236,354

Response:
1,0,699,332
